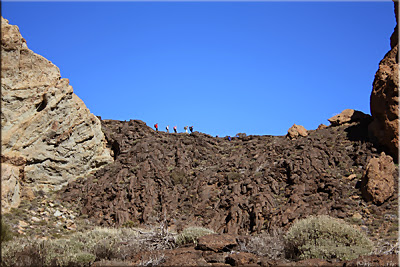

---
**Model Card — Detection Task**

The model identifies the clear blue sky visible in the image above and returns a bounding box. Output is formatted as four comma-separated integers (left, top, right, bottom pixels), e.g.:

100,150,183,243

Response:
2,1,396,137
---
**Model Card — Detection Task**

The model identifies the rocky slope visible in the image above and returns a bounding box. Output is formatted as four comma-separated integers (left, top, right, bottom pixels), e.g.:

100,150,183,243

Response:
61,117,398,247
1,17,113,212
369,1,399,162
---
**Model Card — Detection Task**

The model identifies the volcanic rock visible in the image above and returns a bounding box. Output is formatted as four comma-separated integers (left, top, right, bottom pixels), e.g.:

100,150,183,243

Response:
369,1,399,162
61,118,398,236
196,234,238,252
328,109,370,126
286,124,308,139
361,152,396,205
1,17,113,192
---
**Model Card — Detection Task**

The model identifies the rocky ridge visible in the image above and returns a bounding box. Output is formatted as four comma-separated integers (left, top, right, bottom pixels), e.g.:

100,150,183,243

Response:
1,17,113,211
61,117,398,247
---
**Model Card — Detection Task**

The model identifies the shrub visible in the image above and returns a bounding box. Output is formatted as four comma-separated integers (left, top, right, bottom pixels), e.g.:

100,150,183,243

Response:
238,229,285,260
175,227,215,246
1,219,13,242
284,215,373,261
170,169,188,185
1,227,145,266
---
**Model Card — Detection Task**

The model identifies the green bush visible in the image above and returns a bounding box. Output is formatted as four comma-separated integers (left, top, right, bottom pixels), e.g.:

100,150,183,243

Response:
1,220,13,242
285,215,373,261
175,227,215,246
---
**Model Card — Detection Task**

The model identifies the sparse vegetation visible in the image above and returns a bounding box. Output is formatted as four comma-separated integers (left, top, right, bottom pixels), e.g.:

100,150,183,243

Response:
1,226,175,267
1,219,13,242
238,229,285,260
175,226,215,246
284,215,373,261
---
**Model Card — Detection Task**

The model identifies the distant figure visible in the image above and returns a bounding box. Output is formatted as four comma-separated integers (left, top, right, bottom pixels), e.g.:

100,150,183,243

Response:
166,125,169,133
216,135,219,138
184,126,188,133
228,136,231,141
173,126,177,133
154,123,158,132
189,126,193,133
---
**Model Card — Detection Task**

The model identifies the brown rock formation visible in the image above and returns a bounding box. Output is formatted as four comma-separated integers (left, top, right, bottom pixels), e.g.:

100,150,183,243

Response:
369,1,399,162
328,109,370,126
361,152,396,205
1,17,113,192
196,234,237,252
286,124,308,139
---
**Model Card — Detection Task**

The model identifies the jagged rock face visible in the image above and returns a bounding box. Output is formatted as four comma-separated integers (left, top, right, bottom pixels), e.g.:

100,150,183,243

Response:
61,119,398,236
361,152,396,205
1,17,113,192
369,2,399,162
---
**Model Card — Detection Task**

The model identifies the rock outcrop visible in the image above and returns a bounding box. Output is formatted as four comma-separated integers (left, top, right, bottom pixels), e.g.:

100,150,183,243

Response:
361,152,396,205
286,124,308,139
328,109,370,126
1,17,113,196
61,118,398,239
368,1,399,162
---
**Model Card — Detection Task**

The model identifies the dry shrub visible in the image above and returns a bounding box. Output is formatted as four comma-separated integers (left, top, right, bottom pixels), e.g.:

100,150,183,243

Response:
175,226,215,246
285,215,373,261
1,226,174,266
238,229,285,260
1,219,13,242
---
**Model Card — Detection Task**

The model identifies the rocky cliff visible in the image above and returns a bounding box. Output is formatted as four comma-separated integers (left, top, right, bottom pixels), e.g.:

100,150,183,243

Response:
1,17,113,210
369,1,399,162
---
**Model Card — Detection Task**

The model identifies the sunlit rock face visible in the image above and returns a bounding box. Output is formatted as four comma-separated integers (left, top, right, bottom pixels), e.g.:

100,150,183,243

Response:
1,17,113,194
369,1,399,162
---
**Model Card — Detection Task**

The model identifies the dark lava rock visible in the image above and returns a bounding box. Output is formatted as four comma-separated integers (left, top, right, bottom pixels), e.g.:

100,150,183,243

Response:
60,119,398,240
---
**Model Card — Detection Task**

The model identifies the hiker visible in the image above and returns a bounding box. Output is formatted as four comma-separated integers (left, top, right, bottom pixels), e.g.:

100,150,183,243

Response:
189,126,193,133
154,123,158,132
228,136,231,141
166,125,169,133
184,126,188,133
173,126,177,133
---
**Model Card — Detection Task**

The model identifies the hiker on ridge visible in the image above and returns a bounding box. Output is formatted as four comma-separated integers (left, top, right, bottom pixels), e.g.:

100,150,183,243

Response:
189,126,193,133
154,123,158,132
166,125,169,133
173,126,177,133
184,126,188,133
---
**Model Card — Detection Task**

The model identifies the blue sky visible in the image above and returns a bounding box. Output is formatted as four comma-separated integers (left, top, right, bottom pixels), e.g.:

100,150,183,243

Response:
2,1,396,137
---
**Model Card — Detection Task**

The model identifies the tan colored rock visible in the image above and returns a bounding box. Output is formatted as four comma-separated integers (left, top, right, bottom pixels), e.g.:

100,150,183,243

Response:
317,124,328,130
287,124,308,139
1,17,113,191
368,2,399,162
328,109,370,126
361,152,396,205
1,154,25,213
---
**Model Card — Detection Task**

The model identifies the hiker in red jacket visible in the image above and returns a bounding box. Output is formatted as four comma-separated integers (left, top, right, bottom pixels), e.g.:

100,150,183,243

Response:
154,123,158,131
173,126,177,133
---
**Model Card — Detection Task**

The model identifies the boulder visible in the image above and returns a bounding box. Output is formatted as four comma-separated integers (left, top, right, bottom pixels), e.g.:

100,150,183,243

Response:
328,109,370,126
287,124,308,139
1,17,113,191
368,1,399,162
196,234,238,252
317,124,328,130
361,152,396,205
